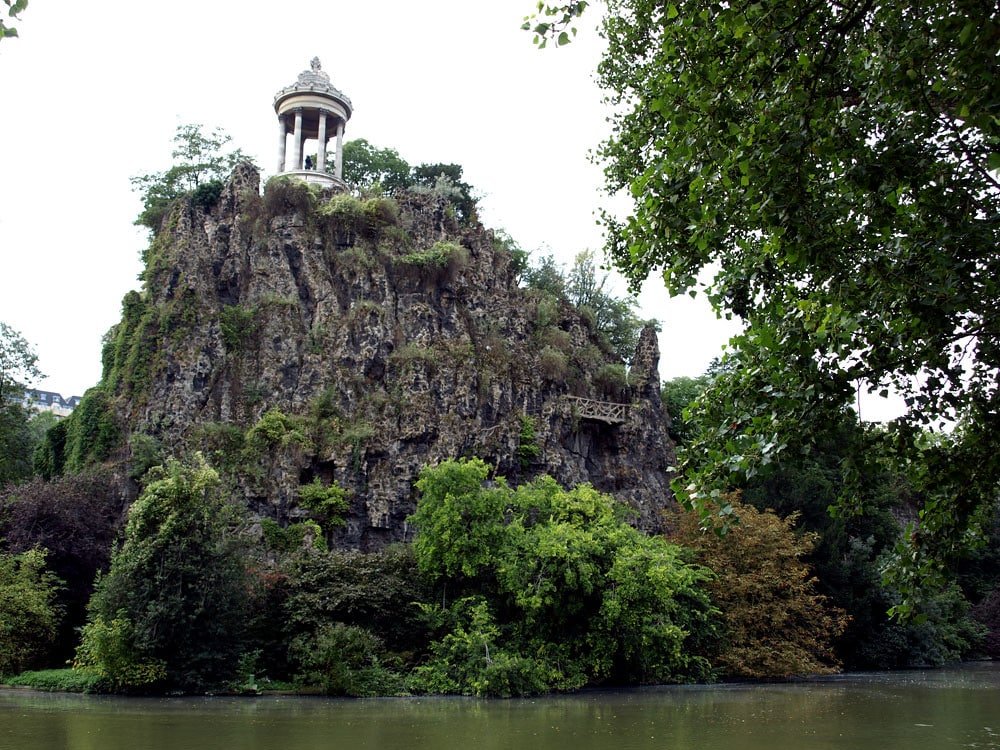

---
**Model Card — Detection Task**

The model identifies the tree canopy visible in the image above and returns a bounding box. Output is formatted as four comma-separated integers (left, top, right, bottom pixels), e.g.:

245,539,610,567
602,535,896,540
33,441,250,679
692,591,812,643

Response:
340,138,413,193
408,459,717,695
131,124,248,233
595,0,999,612
0,322,42,487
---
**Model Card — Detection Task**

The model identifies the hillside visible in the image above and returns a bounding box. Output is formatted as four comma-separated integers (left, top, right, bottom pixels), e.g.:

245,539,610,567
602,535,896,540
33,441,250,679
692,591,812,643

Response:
50,164,676,548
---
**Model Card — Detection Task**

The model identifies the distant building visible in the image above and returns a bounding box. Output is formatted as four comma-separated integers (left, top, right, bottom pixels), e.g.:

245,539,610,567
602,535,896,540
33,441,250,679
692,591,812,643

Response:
24,389,82,417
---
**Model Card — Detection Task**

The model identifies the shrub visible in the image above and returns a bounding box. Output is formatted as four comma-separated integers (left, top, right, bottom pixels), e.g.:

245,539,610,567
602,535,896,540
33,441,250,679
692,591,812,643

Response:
672,493,848,678
399,240,469,271
219,304,256,352
537,346,569,381
190,180,224,212
972,588,1000,659
538,326,572,352
0,471,124,663
245,409,308,452
263,176,315,219
0,549,63,676
3,668,100,693
360,196,400,235
409,460,718,694
297,479,349,527
283,545,432,655
517,415,541,469
289,623,403,696
62,386,121,472
593,363,628,396
261,519,326,553
74,614,167,692
78,454,250,692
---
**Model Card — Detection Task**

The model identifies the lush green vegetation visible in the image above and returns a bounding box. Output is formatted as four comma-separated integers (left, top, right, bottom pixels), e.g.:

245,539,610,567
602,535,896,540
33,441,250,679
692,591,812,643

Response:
0,549,62,676
340,138,477,222
663,372,996,670
0,443,989,695
75,455,250,692
0,321,43,487
131,124,248,233
589,0,999,615
522,251,652,364
408,459,718,695
0,0,27,42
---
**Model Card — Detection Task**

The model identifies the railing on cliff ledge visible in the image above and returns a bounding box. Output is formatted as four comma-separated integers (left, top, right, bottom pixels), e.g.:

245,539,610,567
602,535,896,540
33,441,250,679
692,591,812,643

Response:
562,396,629,425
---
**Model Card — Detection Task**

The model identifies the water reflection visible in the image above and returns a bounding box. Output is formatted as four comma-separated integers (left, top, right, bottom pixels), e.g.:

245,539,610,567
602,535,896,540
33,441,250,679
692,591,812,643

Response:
2,663,997,750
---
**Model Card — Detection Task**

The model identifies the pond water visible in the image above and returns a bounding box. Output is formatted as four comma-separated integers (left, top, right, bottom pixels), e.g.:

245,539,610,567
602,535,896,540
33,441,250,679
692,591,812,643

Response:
2,663,997,750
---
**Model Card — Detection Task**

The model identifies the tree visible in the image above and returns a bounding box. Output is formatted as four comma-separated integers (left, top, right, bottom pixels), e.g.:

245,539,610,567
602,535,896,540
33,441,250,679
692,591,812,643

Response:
0,322,42,487
521,1,589,47
412,163,478,223
661,374,710,445
565,250,648,362
596,0,1000,611
0,549,62,676
0,0,28,42
672,494,848,678
1,470,125,662
409,459,717,695
340,138,413,193
77,454,249,691
523,252,649,363
131,124,248,233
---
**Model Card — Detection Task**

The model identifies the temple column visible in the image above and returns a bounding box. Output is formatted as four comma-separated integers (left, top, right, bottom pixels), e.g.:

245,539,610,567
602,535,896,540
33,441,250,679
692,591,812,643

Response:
292,108,303,170
276,116,287,172
334,120,345,179
317,111,328,172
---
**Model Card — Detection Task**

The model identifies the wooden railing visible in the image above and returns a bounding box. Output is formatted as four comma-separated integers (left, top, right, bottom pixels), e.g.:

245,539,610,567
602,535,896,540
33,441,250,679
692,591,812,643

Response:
562,396,628,425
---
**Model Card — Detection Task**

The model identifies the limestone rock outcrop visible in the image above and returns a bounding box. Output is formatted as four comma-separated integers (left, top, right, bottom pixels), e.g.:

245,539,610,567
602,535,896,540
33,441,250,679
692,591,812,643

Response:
105,164,677,548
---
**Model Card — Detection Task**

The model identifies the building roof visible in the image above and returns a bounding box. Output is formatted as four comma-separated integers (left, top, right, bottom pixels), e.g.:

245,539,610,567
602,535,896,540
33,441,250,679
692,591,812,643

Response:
273,57,353,117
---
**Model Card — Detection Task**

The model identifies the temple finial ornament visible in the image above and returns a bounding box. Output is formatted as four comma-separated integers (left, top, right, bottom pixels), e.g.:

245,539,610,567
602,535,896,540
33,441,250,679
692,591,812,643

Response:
310,56,321,72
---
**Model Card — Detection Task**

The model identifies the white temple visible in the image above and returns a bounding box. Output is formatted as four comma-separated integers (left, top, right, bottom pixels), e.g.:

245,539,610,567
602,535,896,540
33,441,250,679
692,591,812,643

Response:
273,58,352,189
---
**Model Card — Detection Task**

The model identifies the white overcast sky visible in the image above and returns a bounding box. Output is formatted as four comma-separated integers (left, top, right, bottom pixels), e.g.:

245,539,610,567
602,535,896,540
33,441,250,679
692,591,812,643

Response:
1,0,742,400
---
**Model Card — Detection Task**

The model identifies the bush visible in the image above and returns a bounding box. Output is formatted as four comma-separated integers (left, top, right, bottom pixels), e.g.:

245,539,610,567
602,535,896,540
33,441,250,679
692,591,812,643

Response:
409,459,718,695
263,176,315,219
972,588,1000,659
289,623,403,696
400,241,469,271
61,386,121,472
0,549,63,676
190,180,224,212
297,478,349,527
3,668,100,693
537,346,568,381
77,454,250,692
517,415,540,469
0,471,124,663
672,494,848,678
283,545,432,655
593,363,628,397
74,614,167,692
219,304,256,352
261,519,325,553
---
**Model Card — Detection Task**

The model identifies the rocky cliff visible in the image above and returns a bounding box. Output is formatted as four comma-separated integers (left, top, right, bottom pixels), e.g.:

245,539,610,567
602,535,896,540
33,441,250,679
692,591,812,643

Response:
96,164,676,549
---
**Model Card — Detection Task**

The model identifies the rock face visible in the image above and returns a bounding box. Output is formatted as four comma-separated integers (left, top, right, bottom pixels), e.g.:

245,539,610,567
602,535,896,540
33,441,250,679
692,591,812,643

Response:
105,164,676,549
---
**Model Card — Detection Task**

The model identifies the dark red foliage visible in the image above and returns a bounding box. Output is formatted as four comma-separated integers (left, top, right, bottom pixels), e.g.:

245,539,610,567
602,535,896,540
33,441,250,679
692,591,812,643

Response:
0,471,128,657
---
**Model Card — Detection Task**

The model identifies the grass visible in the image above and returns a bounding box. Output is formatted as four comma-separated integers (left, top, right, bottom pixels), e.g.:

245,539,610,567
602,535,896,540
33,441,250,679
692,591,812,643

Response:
3,668,101,693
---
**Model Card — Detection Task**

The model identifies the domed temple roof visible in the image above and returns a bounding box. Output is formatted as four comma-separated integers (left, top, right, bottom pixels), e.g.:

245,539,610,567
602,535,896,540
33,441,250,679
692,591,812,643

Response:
273,57,353,118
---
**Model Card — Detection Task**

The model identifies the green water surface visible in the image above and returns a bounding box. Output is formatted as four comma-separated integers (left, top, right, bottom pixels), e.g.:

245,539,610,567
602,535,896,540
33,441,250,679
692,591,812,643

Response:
2,663,997,750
